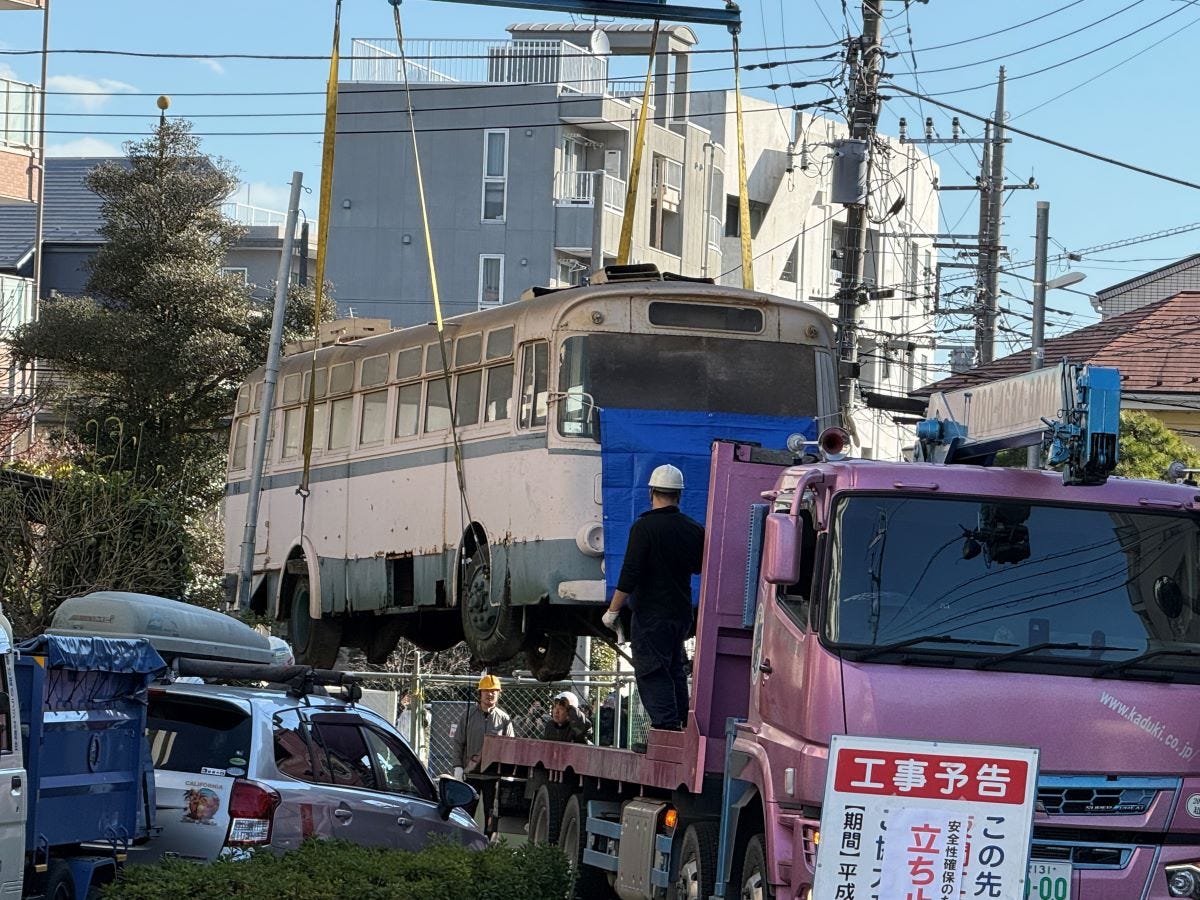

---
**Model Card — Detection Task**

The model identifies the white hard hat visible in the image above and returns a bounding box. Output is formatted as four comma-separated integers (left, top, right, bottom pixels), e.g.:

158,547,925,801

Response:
648,464,685,491
553,691,579,708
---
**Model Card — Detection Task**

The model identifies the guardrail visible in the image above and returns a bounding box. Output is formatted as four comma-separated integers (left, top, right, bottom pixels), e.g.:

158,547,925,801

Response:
351,38,608,95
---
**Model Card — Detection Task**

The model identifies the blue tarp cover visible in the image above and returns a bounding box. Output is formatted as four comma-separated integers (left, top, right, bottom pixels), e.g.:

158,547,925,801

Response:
18,634,166,675
599,408,817,605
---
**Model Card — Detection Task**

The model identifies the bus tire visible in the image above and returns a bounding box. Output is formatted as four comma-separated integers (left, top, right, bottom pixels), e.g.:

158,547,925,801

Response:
289,576,342,669
44,861,75,900
559,793,613,899
525,633,575,683
669,821,719,900
739,835,773,900
528,783,568,845
459,543,523,663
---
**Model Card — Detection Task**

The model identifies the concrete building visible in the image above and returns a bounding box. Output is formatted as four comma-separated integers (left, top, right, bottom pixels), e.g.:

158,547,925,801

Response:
1094,253,1200,319
0,0,40,206
327,23,725,324
691,91,941,459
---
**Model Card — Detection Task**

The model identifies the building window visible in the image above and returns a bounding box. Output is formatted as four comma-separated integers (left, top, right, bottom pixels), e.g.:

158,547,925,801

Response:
724,196,768,239
478,255,504,309
481,129,508,222
780,241,798,283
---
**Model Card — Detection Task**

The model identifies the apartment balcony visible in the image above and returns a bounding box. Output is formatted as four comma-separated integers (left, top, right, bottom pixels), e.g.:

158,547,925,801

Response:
0,76,38,203
553,170,624,258
350,37,608,95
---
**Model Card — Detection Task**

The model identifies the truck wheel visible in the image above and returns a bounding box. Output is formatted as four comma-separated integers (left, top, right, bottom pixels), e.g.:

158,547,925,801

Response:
669,821,719,900
459,542,523,663
739,835,773,900
526,633,575,682
44,862,75,900
559,793,613,899
290,576,342,669
528,783,568,845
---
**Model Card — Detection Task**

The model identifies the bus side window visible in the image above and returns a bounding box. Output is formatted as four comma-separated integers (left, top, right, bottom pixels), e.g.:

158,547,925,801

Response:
455,371,482,427
425,376,451,433
518,341,548,429
396,383,421,438
485,363,513,422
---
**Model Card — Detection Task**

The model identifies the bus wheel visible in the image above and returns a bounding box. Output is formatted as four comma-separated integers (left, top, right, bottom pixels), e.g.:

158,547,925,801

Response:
559,793,614,899
739,835,773,900
526,633,575,682
669,822,718,900
459,543,523,663
290,576,342,669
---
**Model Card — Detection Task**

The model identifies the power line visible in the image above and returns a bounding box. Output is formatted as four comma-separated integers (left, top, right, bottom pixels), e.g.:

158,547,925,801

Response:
912,0,1090,53
885,83,1200,192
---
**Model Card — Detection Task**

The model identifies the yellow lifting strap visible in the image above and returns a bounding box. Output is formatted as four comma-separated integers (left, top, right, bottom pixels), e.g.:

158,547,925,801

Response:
300,0,342,497
732,31,754,290
616,20,661,266
391,0,474,525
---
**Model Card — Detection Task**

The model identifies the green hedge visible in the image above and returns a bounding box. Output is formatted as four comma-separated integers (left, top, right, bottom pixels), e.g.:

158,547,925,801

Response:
104,840,572,900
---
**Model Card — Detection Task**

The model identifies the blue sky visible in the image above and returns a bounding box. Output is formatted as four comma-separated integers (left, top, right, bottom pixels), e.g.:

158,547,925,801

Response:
2,0,1197,354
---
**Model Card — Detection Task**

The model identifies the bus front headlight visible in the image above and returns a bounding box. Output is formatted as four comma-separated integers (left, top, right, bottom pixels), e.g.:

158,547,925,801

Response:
576,522,604,557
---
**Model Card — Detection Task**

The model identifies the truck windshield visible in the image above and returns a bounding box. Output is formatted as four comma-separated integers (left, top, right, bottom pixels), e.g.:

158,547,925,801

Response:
824,495,1200,678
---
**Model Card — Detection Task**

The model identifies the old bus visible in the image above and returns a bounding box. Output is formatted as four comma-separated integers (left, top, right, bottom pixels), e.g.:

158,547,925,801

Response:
224,268,838,677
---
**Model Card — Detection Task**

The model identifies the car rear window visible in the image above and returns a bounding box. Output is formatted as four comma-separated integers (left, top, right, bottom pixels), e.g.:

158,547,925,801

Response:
147,695,253,775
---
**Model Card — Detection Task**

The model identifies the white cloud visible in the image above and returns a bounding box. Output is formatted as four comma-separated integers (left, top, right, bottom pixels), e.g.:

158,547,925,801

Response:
47,137,123,158
0,64,18,82
45,74,137,112
199,59,225,76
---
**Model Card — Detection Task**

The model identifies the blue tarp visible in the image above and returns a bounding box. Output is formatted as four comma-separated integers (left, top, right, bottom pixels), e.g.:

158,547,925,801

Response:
599,408,818,605
18,634,166,675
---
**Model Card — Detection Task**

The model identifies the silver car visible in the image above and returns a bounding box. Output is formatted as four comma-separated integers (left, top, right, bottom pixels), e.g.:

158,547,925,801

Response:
136,681,485,861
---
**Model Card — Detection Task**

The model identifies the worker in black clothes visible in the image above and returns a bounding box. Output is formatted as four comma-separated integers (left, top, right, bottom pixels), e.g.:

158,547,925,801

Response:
602,464,705,731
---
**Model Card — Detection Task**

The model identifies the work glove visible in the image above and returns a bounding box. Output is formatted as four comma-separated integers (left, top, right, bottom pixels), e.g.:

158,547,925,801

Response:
453,766,464,781
601,609,619,631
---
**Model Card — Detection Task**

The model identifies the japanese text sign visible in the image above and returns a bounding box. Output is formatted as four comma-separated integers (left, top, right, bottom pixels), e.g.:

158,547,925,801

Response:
812,735,1040,900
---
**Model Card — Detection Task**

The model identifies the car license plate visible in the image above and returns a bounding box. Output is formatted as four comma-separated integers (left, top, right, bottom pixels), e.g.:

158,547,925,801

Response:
1027,861,1072,900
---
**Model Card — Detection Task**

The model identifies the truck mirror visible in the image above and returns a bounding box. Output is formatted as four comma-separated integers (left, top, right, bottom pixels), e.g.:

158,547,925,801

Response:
762,513,802,585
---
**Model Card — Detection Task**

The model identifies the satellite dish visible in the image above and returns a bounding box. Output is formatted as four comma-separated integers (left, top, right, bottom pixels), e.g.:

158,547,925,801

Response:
590,30,610,57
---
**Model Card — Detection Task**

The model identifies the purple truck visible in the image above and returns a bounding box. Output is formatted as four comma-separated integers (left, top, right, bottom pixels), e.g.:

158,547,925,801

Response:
485,424,1200,900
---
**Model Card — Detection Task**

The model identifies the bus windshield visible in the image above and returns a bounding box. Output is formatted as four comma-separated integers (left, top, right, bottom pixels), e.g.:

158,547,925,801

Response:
824,495,1200,678
557,333,819,439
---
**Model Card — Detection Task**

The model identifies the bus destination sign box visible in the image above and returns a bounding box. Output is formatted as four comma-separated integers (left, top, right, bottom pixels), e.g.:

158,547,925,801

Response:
813,735,1041,900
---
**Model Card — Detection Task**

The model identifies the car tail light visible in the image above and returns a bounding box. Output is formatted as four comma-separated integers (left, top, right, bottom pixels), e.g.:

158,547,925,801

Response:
224,779,281,847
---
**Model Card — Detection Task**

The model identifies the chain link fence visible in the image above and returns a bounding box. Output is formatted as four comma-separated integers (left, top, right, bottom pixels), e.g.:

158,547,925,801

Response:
349,670,649,777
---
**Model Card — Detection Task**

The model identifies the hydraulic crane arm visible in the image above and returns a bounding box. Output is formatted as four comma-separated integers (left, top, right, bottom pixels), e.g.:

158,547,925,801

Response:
422,0,741,28
915,362,1121,486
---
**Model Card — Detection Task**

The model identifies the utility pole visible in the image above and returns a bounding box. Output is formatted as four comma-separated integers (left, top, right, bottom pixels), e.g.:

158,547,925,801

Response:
238,172,304,611
834,0,884,424
973,122,992,365
1028,199,1049,469
980,67,1006,363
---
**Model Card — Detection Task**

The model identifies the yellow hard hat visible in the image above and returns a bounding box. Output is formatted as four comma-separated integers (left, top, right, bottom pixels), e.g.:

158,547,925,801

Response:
478,674,502,692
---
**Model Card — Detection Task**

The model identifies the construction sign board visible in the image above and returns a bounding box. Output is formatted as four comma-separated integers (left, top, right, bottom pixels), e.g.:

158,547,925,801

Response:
813,735,1041,900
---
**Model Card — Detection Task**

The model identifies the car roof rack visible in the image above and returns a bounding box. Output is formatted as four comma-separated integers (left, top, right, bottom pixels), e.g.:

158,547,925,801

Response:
173,657,363,701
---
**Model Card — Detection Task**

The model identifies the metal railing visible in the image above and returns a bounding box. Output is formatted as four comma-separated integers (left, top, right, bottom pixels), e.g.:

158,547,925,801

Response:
552,170,627,213
220,201,288,227
607,78,654,107
0,77,37,151
0,275,33,333
708,214,723,250
351,38,608,95
348,669,648,776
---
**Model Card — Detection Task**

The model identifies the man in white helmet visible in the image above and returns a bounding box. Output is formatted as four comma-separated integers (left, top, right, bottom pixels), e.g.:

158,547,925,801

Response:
602,463,704,733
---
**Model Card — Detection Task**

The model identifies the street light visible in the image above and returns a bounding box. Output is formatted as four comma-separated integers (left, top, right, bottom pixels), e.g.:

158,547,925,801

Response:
1044,271,1086,291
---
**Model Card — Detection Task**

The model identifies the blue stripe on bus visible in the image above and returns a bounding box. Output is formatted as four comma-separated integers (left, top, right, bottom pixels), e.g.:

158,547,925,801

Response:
225,431,598,495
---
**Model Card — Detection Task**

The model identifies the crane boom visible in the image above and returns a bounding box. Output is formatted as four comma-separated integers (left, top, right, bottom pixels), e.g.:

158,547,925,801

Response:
916,362,1121,486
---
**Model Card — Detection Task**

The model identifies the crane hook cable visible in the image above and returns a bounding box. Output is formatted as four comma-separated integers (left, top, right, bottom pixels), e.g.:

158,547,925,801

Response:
616,19,661,266
390,0,476,535
298,0,342,525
